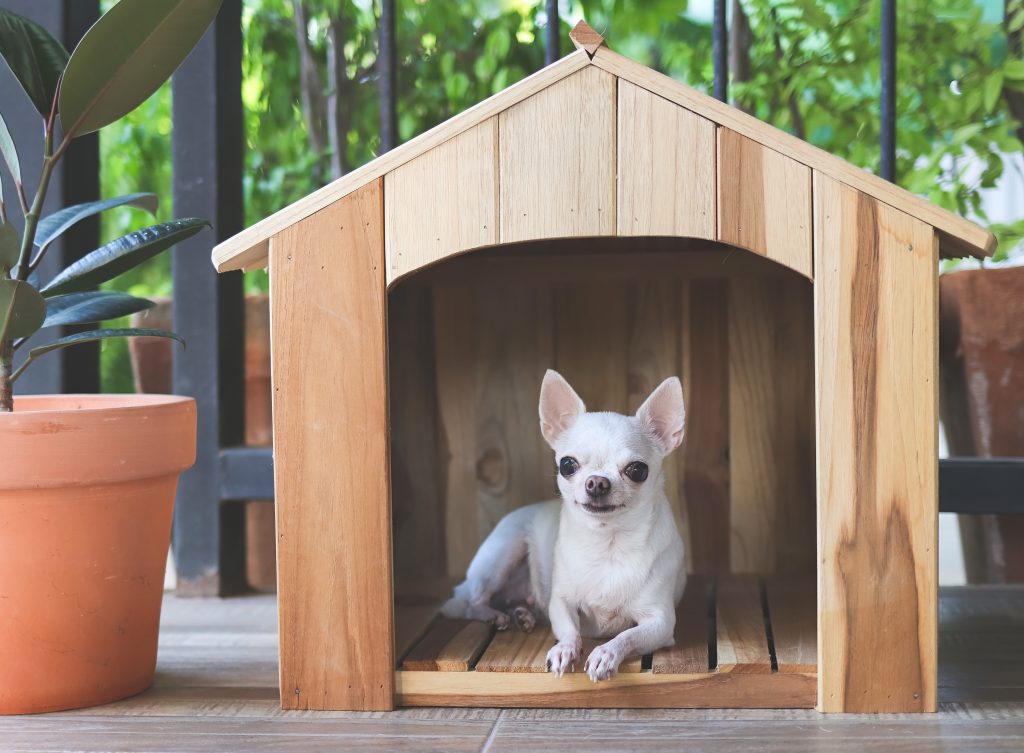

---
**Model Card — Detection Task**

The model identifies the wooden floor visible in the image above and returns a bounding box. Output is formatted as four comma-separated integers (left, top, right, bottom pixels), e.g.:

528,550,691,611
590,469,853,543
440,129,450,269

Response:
2,587,1023,752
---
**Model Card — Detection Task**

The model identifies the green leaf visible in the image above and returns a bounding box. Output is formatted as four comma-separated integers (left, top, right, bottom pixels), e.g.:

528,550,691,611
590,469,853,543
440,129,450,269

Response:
0,110,20,187
983,72,1003,113
0,9,70,117
59,0,223,137
0,222,18,269
10,327,183,384
42,290,154,328
35,193,159,251
0,278,45,339
41,218,209,296
1004,60,1024,81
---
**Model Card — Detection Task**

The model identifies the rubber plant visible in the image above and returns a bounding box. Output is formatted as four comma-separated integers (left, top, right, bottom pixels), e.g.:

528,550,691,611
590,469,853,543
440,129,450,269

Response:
0,0,224,411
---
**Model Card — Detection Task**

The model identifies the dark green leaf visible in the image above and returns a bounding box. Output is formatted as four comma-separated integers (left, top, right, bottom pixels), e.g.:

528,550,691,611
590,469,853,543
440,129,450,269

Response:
42,290,154,328
35,193,159,250
59,0,223,136
0,222,18,268
41,218,209,296
0,110,20,186
0,278,45,339
10,327,183,384
0,9,69,117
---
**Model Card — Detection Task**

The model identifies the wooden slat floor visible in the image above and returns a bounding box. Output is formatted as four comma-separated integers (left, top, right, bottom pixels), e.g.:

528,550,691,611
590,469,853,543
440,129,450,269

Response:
1,586,1023,752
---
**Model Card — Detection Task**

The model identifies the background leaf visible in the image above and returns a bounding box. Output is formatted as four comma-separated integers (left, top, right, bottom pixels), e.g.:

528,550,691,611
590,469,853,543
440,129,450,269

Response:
0,278,46,339
42,290,154,328
0,222,18,268
35,193,159,250
0,8,69,117
11,327,183,384
41,218,208,296
0,110,21,186
59,0,223,136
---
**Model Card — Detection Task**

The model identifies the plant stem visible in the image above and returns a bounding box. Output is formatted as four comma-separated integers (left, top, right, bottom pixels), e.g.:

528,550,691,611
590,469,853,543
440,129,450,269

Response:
0,339,13,412
13,128,59,281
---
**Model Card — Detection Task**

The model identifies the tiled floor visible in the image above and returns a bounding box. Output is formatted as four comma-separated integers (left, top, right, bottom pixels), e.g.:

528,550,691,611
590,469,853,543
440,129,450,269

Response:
2,587,1023,752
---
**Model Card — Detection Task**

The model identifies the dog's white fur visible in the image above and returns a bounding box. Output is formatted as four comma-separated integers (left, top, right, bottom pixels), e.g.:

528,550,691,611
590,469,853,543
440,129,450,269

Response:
441,369,686,682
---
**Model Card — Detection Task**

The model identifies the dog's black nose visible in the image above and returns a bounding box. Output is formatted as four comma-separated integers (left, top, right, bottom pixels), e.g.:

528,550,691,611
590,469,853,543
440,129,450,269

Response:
585,475,611,498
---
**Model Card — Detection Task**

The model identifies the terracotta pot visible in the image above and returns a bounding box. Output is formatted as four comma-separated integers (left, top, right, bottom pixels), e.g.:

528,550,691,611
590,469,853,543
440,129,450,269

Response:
0,395,196,714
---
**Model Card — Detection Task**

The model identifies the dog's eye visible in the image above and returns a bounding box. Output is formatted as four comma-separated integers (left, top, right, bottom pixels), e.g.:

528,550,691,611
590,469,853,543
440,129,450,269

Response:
624,461,648,483
559,457,579,477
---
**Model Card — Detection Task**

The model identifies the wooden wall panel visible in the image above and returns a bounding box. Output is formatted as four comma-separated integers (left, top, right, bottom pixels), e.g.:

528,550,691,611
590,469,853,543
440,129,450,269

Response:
270,179,393,711
727,277,815,574
432,283,555,578
499,66,616,243
617,81,716,239
814,171,938,713
384,119,498,285
718,128,812,278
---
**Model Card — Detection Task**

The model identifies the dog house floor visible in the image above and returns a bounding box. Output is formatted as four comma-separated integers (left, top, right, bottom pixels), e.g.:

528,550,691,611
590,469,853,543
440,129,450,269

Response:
394,574,816,708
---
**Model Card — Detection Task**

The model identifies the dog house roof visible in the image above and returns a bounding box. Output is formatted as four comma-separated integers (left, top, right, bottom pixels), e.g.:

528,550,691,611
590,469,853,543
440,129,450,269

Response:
212,22,995,274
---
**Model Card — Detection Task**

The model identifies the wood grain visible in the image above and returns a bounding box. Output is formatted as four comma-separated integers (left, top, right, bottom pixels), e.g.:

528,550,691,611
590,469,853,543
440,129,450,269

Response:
652,574,710,674
617,80,715,239
396,670,816,709
475,627,554,673
499,66,616,244
388,285,446,583
212,50,591,271
269,179,394,711
401,618,494,671
590,46,993,260
681,281,731,574
765,576,816,673
384,118,498,285
717,127,812,278
716,575,771,673
814,171,938,713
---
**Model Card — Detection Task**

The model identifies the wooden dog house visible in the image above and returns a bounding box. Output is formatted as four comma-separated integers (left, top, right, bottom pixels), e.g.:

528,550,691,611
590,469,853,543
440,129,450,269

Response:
212,24,994,714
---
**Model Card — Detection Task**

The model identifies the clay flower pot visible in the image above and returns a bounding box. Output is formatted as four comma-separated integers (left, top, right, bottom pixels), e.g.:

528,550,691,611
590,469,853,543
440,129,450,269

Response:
0,395,196,714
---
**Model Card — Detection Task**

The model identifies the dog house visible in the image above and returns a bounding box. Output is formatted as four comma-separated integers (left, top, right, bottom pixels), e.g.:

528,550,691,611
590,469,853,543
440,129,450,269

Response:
212,23,994,714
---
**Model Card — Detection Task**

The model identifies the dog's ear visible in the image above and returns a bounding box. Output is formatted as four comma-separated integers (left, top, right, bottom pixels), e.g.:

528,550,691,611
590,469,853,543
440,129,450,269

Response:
539,370,586,447
636,377,685,453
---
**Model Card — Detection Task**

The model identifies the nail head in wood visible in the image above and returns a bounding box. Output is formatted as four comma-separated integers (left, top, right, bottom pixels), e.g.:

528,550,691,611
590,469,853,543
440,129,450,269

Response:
569,20,605,58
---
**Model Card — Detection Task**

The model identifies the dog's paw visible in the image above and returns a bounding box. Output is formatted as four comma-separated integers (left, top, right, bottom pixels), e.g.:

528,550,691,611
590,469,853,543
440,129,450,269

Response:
492,611,511,631
545,641,581,677
584,643,621,682
512,606,536,633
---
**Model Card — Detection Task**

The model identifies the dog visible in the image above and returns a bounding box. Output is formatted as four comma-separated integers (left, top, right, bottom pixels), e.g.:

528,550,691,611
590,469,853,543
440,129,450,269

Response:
441,369,686,682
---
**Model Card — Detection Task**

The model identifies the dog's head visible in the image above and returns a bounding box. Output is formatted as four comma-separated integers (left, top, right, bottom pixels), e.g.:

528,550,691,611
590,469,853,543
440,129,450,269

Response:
538,369,685,519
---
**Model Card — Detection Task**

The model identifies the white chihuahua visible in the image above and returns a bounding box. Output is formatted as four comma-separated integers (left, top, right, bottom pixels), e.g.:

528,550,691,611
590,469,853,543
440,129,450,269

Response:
442,369,686,682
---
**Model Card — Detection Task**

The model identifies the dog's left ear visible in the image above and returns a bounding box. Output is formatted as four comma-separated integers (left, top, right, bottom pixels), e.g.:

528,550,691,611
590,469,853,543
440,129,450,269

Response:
636,377,685,453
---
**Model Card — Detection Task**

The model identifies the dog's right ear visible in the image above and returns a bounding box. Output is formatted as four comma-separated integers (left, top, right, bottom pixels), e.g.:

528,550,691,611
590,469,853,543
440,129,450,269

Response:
539,369,586,447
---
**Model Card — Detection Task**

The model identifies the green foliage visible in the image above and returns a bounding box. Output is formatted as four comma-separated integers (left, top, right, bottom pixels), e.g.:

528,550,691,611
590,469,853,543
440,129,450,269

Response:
0,0,219,408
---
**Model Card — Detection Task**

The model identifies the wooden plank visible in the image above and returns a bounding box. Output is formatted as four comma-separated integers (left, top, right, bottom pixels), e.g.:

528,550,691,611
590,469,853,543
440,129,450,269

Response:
388,285,446,583
269,179,394,711
397,670,817,708
591,46,994,260
432,284,555,578
652,574,710,674
725,276,814,575
212,50,592,271
680,280,731,574
384,118,498,285
475,626,642,674
715,575,771,673
814,171,938,713
764,576,816,674
617,80,715,239
499,65,616,244
401,618,494,672
717,127,812,278
395,603,445,667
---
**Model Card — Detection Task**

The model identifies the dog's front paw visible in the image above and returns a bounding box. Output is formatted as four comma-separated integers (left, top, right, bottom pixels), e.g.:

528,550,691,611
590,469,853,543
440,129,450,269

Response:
545,641,581,677
584,643,622,682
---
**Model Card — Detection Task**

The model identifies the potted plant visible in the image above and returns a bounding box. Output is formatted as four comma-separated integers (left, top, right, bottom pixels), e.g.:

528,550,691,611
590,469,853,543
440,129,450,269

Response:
0,0,222,714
